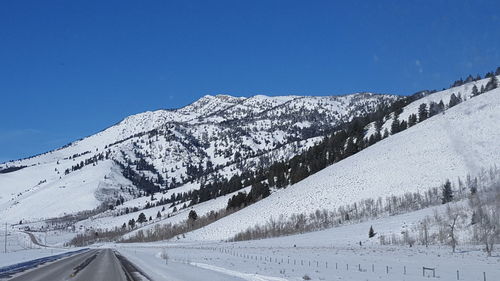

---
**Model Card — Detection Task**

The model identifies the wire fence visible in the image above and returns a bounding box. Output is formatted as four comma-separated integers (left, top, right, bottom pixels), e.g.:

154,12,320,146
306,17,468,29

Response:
187,246,493,281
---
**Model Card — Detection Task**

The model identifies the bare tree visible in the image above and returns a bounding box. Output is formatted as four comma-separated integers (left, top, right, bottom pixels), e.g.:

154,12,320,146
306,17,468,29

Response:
473,204,500,256
418,219,429,248
445,205,465,253
448,213,459,253
469,178,500,256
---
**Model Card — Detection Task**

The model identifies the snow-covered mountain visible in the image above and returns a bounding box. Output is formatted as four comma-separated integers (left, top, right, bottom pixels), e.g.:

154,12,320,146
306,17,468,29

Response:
182,85,500,241
0,93,398,222
64,75,500,240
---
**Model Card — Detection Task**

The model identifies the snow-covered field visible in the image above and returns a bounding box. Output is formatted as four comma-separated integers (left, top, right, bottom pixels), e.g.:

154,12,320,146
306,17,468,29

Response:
1,195,498,281
115,202,500,281
117,242,499,281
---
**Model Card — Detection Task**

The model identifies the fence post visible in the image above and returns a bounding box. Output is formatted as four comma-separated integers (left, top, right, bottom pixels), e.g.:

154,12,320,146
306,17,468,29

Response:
457,270,459,280
386,266,389,274
336,262,338,270
358,264,361,271
404,266,406,275
326,261,328,268
483,272,486,281
372,264,374,272
347,264,349,270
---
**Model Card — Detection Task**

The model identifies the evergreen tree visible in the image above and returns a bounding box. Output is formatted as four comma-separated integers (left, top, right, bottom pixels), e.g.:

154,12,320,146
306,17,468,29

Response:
428,102,443,117
464,75,474,83
369,225,376,238
344,138,358,157
128,218,136,228
438,100,445,112
227,192,248,210
137,212,147,223
374,119,383,134
188,209,198,221
469,177,478,195
399,120,408,131
471,85,479,97
448,93,461,108
441,179,453,204
418,103,428,122
408,114,417,127
470,183,477,195
157,211,162,218
382,128,389,139
485,75,498,91
390,115,401,135
247,182,270,203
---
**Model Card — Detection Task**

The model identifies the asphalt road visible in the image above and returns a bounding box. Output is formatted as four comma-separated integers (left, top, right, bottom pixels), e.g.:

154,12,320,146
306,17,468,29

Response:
22,231,46,247
9,249,144,281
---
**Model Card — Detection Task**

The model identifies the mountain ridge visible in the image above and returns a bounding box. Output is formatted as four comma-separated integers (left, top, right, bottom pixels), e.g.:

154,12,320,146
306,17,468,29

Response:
0,92,398,222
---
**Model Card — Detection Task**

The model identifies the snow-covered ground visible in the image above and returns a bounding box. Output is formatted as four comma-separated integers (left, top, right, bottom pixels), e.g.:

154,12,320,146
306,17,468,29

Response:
117,242,499,281
0,229,74,268
115,202,500,281
1,196,498,281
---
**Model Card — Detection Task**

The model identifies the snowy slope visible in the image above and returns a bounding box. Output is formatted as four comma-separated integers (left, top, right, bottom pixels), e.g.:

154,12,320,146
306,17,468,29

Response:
184,88,500,241
0,160,133,222
0,93,396,223
365,76,498,138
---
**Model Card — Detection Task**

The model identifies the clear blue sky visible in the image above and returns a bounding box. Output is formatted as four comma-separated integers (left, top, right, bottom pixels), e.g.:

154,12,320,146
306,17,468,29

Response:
1,0,499,162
